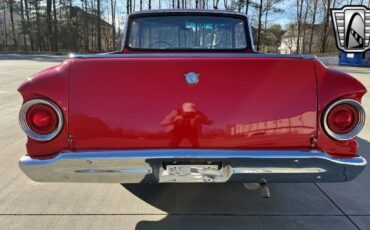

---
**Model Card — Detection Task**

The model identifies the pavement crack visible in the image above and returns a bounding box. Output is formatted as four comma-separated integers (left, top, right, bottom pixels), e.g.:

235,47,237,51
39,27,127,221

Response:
315,183,361,230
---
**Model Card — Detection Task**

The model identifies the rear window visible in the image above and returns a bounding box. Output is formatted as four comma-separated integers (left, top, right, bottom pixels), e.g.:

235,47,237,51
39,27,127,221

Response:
128,15,247,50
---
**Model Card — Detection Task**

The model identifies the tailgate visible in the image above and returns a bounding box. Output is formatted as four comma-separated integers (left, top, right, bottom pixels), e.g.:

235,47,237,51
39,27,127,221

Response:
69,57,317,149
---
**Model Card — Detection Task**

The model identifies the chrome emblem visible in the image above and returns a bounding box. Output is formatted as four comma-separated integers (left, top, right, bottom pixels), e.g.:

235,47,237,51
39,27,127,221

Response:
184,72,200,85
331,5,370,52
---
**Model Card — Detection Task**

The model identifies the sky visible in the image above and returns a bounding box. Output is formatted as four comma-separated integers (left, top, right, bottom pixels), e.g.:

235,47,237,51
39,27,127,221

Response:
95,0,369,30
100,0,293,30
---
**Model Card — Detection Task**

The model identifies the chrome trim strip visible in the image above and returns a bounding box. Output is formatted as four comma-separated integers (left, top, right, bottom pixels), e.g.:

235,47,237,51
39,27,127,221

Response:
75,168,152,174
69,53,316,59
19,99,64,141
323,99,366,141
233,167,327,174
19,150,367,183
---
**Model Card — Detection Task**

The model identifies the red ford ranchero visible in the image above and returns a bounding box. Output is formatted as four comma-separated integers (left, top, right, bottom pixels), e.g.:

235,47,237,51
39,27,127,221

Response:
18,10,367,187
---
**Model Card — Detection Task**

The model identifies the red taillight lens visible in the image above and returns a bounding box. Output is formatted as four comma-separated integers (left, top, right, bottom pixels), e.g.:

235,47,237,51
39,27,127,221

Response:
26,104,58,134
323,99,365,140
327,104,359,134
32,111,51,128
19,99,63,141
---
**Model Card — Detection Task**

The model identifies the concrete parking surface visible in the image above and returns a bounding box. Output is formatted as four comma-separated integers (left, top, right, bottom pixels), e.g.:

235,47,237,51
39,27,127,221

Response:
0,54,370,230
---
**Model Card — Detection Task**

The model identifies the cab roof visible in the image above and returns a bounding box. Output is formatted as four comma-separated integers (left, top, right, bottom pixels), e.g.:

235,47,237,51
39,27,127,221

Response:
128,9,249,18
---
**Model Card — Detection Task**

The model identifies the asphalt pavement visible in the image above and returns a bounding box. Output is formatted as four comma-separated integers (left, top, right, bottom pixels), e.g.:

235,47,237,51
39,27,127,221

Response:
0,54,370,230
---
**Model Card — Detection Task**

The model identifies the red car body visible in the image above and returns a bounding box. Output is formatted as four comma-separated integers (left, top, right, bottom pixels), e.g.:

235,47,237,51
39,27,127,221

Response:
18,10,367,184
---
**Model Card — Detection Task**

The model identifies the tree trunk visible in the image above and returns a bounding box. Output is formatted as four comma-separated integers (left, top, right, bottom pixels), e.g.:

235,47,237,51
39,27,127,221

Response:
256,0,263,51
111,0,116,50
2,1,7,48
213,0,219,9
263,0,269,52
0,7,5,48
97,0,102,51
53,0,58,52
325,0,336,52
90,0,95,50
117,17,122,46
82,0,88,51
308,0,317,53
246,0,250,15
20,0,28,49
126,0,132,14
8,0,18,50
35,0,42,51
24,0,34,50
296,0,304,54
320,0,331,53
301,1,309,54
69,0,72,23
148,0,151,9
46,0,53,51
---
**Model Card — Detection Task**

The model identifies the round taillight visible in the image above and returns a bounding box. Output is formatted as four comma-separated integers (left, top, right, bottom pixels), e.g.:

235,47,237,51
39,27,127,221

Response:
26,104,58,134
323,99,365,140
19,99,63,141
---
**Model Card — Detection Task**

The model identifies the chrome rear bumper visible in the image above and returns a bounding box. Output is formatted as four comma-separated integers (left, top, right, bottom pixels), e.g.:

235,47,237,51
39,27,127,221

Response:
19,150,367,183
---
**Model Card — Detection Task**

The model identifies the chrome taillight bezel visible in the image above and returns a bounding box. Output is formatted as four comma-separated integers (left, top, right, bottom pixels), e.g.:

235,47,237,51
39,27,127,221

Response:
19,99,64,141
323,99,365,141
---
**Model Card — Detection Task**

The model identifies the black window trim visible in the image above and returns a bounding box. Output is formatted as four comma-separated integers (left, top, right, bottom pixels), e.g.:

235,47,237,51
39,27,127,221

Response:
124,12,253,52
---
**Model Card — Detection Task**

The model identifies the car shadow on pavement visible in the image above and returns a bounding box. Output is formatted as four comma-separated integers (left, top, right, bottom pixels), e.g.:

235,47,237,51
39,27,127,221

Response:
316,137,370,217
122,138,370,230
123,183,355,230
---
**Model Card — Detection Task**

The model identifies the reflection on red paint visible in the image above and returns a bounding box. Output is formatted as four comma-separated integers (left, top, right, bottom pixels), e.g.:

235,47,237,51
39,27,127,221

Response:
161,103,213,147
227,112,316,137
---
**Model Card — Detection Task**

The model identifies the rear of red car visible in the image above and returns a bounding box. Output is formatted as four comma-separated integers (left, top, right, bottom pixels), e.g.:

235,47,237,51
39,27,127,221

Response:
17,10,367,184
